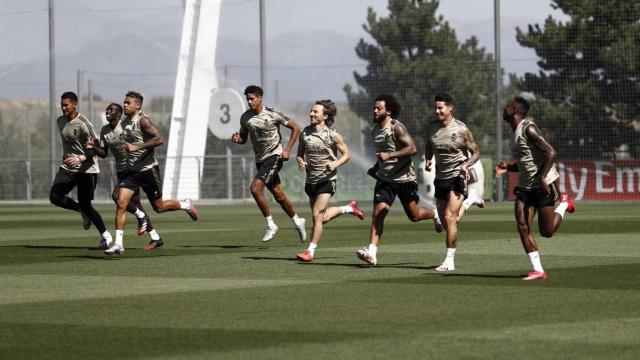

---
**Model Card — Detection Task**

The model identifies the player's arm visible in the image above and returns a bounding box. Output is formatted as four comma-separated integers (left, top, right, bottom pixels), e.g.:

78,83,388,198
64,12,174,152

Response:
281,118,302,161
88,136,108,159
327,132,350,172
124,115,164,152
231,122,248,144
526,123,557,188
495,160,518,178
378,122,416,162
460,129,480,179
424,126,434,171
296,132,306,171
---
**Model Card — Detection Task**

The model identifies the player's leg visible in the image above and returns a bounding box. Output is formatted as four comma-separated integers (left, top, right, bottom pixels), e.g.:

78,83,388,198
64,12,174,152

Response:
356,181,392,266
457,188,485,223
269,181,306,243
49,169,81,211
435,191,464,272
144,167,198,220
106,186,135,255
514,194,547,280
399,182,438,222
77,173,112,248
297,192,331,262
537,185,574,237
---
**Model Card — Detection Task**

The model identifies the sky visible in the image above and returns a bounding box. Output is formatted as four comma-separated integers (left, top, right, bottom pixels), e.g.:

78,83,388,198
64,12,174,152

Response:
0,0,568,102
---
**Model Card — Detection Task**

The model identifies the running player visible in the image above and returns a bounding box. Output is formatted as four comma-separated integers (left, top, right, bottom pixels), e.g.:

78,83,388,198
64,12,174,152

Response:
231,85,307,243
295,99,365,263
356,94,441,266
104,91,199,255
425,93,481,272
495,96,575,281
89,103,163,250
49,91,112,248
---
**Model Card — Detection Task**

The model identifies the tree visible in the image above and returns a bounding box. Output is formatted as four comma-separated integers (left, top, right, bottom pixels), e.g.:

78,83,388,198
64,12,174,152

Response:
344,0,498,151
516,0,640,159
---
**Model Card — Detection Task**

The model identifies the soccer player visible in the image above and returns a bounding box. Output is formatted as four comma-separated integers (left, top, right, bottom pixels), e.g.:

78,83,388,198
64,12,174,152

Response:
495,96,575,281
49,91,112,248
231,85,307,243
425,93,480,272
89,103,163,250
356,94,441,266
295,100,365,262
104,91,199,255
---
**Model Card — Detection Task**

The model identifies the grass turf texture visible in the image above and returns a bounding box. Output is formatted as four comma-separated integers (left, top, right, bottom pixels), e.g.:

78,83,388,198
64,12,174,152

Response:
0,202,639,359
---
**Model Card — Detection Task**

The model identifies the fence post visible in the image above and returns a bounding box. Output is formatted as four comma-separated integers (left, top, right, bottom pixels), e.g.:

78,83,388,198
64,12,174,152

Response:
226,146,233,200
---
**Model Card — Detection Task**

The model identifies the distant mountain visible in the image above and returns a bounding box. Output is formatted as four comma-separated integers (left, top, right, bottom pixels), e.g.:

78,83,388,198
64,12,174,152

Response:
0,30,363,106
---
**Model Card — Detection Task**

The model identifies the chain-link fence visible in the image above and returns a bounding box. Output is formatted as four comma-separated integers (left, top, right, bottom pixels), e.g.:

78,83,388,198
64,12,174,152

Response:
1,0,638,202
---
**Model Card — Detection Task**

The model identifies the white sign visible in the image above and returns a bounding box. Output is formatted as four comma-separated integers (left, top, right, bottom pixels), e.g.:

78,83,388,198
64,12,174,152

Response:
208,88,245,140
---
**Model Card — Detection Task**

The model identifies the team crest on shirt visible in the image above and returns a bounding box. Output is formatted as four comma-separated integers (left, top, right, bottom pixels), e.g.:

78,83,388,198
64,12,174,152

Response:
73,129,78,136
451,133,458,142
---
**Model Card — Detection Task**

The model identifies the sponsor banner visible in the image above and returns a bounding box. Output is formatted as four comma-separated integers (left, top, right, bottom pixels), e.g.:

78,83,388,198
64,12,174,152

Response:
508,160,640,201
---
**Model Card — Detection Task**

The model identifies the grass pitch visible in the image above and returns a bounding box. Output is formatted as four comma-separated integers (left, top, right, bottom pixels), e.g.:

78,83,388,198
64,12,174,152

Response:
1,202,639,359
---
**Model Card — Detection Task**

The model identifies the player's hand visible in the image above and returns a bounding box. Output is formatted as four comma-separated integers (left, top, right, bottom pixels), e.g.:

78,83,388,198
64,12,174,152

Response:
63,153,84,168
123,142,139,152
231,132,241,143
281,150,290,161
297,157,306,171
460,167,470,180
326,161,338,172
495,161,508,178
85,137,95,149
425,159,433,172
376,152,390,161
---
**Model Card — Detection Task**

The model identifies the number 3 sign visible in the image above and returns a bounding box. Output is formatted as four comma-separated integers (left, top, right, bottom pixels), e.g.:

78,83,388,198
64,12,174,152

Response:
208,88,246,140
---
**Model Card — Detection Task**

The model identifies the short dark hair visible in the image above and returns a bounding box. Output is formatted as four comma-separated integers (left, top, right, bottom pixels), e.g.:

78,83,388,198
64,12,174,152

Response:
244,85,263,97
513,96,530,117
315,99,337,127
61,91,78,103
434,93,454,106
374,94,401,117
108,102,123,114
125,90,144,104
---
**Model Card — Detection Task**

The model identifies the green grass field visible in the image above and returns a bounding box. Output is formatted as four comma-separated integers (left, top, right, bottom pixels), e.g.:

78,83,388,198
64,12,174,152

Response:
1,202,639,359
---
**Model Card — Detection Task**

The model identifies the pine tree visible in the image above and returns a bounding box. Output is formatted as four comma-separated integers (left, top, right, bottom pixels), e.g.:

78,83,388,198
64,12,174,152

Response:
344,0,497,151
516,0,640,159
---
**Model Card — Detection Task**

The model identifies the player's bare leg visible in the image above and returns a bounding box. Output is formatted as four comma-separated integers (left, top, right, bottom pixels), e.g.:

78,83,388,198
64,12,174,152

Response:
357,202,389,266
107,187,136,255
515,200,548,280
269,183,306,243
435,192,464,272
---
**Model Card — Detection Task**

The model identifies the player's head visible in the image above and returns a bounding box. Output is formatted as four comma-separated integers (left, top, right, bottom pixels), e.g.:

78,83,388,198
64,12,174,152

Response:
105,103,123,124
311,99,337,127
60,91,78,117
123,90,144,116
373,94,401,123
244,85,264,111
434,93,454,121
503,96,529,122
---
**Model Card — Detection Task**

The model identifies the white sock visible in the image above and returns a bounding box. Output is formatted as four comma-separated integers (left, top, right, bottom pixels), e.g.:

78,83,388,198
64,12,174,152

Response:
368,244,378,257
102,231,112,244
340,205,353,214
148,229,160,241
179,200,189,210
291,214,303,226
134,209,146,219
446,248,456,258
115,230,124,246
307,242,317,256
462,197,474,210
527,251,544,272
554,202,568,218
265,215,277,228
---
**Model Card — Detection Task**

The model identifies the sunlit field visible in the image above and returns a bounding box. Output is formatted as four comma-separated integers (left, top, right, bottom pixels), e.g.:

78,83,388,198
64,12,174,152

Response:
1,202,639,359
